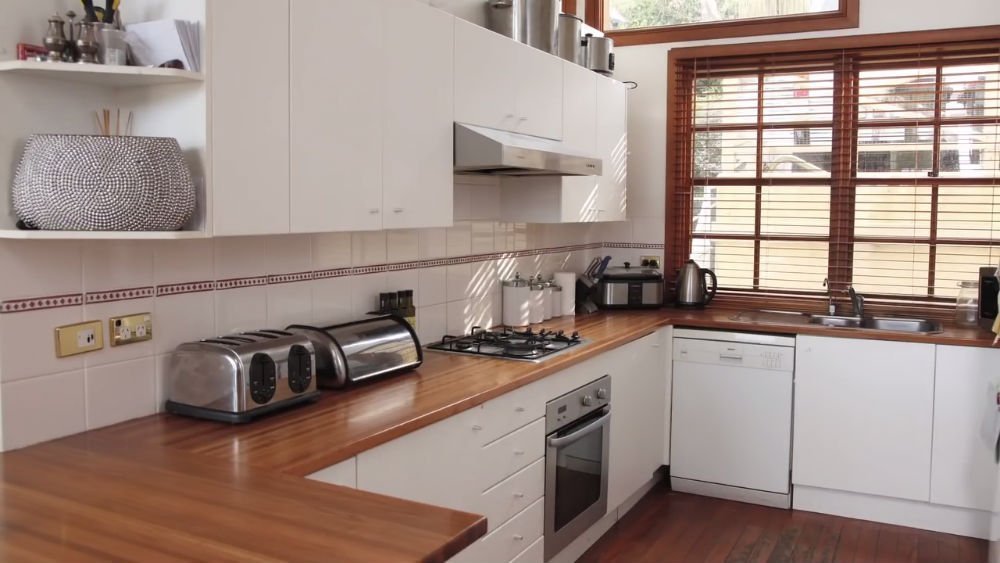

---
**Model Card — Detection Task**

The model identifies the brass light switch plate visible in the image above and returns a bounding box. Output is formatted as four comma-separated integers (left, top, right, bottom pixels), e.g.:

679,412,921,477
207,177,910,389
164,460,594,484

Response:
110,313,153,347
55,320,104,358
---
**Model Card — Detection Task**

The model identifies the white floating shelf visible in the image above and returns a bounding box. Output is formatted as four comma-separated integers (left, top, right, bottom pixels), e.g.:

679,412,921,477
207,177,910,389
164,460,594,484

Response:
0,229,209,240
0,60,203,87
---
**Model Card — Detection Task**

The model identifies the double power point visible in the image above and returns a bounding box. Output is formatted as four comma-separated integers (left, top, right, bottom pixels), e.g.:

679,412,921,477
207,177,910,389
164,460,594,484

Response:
54,313,153,358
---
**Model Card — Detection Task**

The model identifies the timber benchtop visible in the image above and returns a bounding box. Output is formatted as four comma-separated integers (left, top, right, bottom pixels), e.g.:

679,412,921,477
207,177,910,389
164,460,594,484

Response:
0,309,993,561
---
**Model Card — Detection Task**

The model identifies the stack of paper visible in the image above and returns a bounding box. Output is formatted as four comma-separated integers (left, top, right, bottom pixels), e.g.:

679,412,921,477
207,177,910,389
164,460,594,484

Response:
126,19,201,72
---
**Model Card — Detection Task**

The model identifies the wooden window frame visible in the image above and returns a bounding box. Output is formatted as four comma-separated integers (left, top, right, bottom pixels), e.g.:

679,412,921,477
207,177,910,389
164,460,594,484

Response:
665,25,1000,315
586,0,859,47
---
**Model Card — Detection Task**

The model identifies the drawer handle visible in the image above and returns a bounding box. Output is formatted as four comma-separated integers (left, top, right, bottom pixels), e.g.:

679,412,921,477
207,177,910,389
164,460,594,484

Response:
513,492,525,499
393,207,404,214
515,406,525,413
513,449,525,456
368,208,380,215
472,425,483,431
513,534,524,541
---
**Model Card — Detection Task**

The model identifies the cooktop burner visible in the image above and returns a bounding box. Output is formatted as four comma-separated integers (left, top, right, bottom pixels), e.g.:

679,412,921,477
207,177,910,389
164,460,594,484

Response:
425,326,585,362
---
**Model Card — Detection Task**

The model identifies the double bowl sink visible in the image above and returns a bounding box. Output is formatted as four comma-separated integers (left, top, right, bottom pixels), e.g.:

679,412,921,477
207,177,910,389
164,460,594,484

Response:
729,309,943,334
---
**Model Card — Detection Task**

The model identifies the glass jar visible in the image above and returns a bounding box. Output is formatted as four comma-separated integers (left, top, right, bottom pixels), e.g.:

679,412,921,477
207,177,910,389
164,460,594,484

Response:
955,280,979,327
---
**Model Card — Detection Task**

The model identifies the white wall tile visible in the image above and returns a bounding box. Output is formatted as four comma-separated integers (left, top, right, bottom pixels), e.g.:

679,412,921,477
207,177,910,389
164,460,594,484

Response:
83,298,155,367
418,228,447,259
154,353,172,413
352,232,387,266
387,230,420,263
446,222,472,257
312,232,352,270
85,357,156,430
83,241,154,292
153,239,214,286
215,286,268,334
446,263,473,302
416,303,447,344
385,270,419,300
214,237,268,280
1,306,84,383
265,234,313,275
266,282,313,328
2,370,86,450
0,241,83,301
311,278,354,325
470,221,495,254
494,223,513,252
446,299,473,334
154,292,215,354
418,266,447,307
632,217,665,246
350,273,386,318
469,260,498,302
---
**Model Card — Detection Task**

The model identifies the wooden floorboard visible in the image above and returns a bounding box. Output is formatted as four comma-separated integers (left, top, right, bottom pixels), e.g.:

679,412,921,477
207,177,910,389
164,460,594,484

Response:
579,484,989,563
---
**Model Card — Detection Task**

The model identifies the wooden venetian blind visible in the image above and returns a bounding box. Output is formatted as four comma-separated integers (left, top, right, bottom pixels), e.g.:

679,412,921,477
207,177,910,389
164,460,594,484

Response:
667,31,1000,309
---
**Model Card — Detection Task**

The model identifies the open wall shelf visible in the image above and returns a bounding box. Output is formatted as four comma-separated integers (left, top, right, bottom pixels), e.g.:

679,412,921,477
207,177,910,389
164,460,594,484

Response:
0,60,203,87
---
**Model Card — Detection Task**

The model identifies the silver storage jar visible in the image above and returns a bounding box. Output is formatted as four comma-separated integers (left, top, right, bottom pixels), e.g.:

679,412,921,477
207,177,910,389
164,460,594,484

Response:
523,0,561,54
584,33,615,76
487,0,523,41
556,13,583,64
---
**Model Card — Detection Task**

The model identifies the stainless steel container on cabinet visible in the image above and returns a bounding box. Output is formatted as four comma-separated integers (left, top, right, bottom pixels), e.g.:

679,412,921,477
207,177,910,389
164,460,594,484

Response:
487,0,523,41
584,33,615,76
523,0,561,54
556,13,583,64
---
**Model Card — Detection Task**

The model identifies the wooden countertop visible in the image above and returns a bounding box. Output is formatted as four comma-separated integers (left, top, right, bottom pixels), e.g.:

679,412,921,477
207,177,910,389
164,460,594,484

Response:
1,307,994,561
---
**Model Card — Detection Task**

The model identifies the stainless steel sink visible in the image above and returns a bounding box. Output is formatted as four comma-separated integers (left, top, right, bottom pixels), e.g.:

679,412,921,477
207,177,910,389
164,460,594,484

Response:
860,316,943,334
808,315,862,328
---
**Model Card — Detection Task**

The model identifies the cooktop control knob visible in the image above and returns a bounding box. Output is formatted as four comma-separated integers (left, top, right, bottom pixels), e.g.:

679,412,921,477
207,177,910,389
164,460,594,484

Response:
249,353,277,404
581,394,594,407
596,388,609,400
287,345,313,393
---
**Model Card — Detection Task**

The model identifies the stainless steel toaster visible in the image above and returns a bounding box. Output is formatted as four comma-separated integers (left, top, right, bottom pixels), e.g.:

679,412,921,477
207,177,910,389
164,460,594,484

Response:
288,315,422,389
165,329,321,423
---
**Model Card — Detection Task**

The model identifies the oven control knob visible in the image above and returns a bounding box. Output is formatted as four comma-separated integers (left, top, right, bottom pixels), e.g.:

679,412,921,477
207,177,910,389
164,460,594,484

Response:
596,388,609,400
581,394,594,407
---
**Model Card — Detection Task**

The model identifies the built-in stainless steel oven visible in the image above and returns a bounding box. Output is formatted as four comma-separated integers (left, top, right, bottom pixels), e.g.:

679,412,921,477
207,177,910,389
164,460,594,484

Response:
544,375,611,561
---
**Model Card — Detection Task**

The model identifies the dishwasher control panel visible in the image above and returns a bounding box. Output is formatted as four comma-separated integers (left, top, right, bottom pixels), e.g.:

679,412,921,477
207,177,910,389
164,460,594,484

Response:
673,335,795,372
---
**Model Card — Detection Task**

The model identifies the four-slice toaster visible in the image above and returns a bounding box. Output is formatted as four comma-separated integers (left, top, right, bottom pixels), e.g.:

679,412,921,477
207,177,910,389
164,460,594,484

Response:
165,329,321,423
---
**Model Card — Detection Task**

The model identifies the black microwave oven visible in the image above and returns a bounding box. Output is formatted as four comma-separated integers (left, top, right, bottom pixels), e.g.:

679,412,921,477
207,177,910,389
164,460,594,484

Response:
980,266,999,330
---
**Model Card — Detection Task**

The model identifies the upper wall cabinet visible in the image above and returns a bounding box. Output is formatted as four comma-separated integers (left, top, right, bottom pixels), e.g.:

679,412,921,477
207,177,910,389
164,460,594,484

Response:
454,20,563,141
211,0,291,236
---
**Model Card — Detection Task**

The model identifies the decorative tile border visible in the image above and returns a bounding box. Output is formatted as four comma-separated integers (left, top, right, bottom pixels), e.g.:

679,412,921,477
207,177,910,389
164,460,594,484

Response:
0,241,650,314
86,286,156,304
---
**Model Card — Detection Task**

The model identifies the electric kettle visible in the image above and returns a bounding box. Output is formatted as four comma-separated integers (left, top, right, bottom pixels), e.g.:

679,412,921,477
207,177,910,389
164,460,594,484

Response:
675,260,718,308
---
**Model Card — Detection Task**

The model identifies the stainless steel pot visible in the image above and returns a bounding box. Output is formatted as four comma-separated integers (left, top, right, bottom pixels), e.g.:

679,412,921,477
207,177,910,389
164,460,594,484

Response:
523,0,561,54
487,0,522,41
557,13,583,64
584,33,614,76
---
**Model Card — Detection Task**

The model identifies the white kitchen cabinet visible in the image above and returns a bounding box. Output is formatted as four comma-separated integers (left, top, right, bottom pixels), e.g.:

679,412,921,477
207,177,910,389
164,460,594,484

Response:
931,345,1000,511
793,335,936,502
381,0,454,230
307,456,357,488
454,19,562,141
290,0,383,233
608,330,667,511
595,75,628,222
211,0,290,236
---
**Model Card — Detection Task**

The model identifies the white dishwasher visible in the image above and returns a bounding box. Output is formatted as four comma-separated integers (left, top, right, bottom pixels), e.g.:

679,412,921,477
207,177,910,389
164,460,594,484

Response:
670,328,795,509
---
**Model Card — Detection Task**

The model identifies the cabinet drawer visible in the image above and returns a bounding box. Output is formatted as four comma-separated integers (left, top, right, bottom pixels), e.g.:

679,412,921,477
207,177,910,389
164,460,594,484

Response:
478,383,546,446
480,458,545,532
479,418,545,491
511,536,543,563
451,497,544,563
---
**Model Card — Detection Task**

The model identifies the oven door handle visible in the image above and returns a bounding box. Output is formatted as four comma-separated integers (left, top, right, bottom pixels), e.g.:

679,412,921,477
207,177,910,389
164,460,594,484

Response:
548,410,611,448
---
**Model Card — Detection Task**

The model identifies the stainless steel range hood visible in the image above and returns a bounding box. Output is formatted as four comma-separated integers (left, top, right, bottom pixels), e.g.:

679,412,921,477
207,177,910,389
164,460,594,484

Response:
454,123,603,177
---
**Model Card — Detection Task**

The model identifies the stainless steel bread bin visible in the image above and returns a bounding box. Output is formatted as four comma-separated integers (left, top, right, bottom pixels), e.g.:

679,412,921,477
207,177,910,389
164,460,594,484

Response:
165,330,320,423
288,316,423,389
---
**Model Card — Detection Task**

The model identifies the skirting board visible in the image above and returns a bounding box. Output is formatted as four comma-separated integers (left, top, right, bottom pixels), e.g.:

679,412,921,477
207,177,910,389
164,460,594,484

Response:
794,485,991,540
671,477,790,509
548,470,663,563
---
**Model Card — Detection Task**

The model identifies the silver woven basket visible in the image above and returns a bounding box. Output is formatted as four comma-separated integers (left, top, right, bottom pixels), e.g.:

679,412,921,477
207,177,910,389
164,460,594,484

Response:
12,134,196,231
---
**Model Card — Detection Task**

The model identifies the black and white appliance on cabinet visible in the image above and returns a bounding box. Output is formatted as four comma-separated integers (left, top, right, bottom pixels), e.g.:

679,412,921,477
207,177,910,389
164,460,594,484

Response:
544,375,612,560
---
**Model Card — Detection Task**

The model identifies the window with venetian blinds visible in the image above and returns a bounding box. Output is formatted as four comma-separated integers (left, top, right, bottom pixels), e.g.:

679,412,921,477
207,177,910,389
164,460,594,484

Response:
667,31,1000,310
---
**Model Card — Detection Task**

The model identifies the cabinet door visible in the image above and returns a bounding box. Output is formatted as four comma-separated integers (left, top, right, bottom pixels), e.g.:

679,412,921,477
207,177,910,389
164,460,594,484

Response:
931,345,1000,511
561,63,597,152
515,44,563,140
290,0,382,233
454,19,518,131
211,0,290,235
793,336,935,502
381,0,454,230
608,331,666,510
357,406,483,512
595,77,628,222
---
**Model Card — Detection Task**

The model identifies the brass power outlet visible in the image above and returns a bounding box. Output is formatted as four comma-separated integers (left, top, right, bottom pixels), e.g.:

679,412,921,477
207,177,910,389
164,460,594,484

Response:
640,255,663,269
110,313,153,347
55,320,104,358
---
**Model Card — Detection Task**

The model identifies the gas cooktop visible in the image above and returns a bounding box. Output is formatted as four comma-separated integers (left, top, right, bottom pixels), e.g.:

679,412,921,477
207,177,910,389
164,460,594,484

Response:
425,326,585,362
